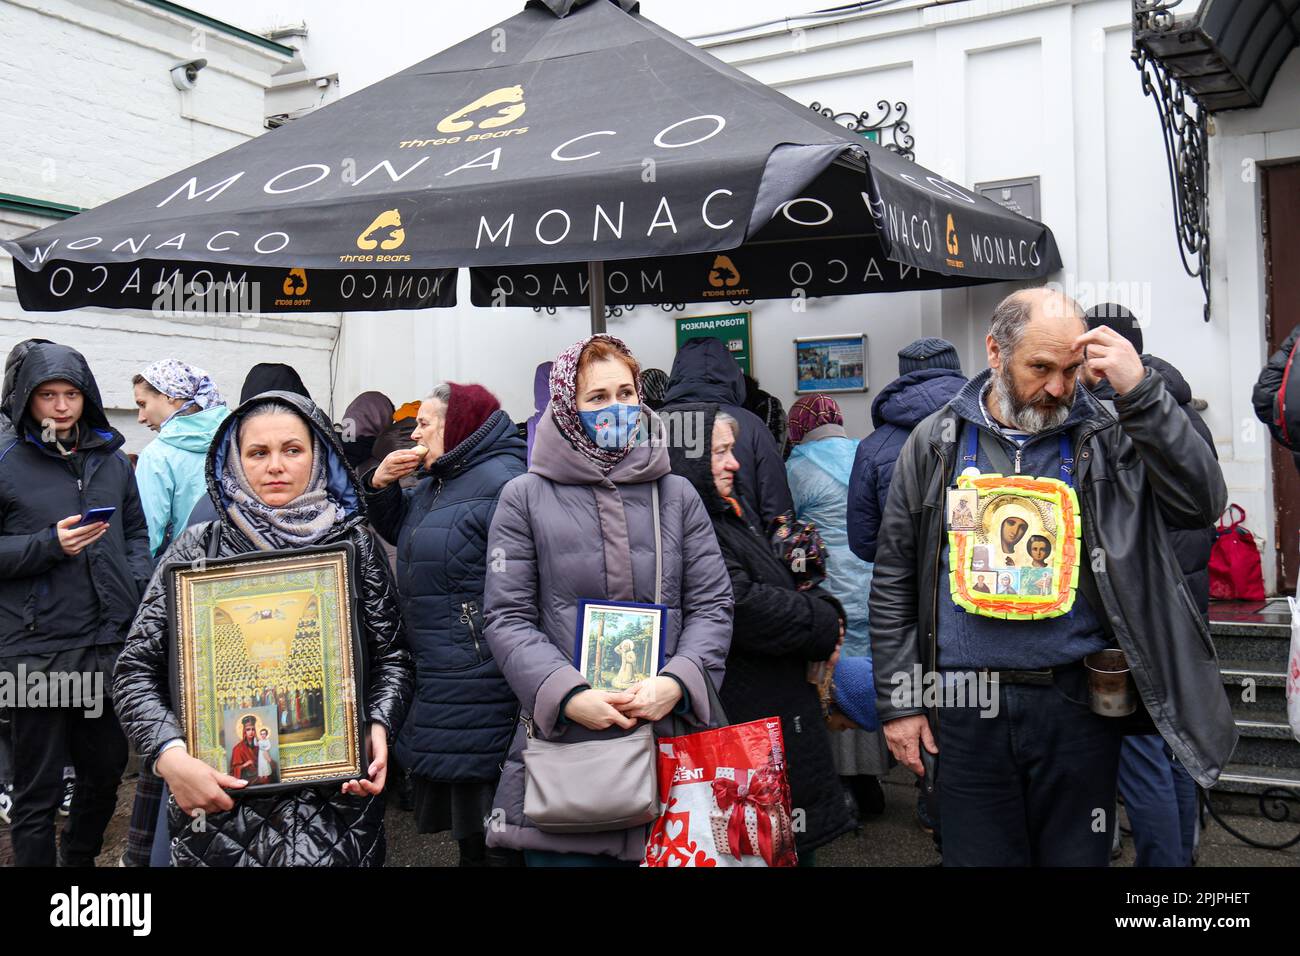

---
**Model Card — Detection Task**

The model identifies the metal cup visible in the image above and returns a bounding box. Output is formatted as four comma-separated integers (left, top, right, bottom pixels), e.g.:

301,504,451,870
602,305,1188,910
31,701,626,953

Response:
1084,648,1137,717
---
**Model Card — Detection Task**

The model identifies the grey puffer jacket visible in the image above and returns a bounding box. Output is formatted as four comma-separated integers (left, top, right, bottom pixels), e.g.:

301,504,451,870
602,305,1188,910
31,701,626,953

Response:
484,407,734,860
869,369,1236,787
113,391,414,867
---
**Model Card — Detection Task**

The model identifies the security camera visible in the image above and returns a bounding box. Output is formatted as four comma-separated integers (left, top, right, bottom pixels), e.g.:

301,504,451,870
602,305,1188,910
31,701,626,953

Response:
170,58,208,91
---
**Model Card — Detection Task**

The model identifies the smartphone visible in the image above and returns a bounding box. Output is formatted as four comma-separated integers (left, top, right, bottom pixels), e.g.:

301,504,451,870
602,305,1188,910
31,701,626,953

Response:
74,506,116,529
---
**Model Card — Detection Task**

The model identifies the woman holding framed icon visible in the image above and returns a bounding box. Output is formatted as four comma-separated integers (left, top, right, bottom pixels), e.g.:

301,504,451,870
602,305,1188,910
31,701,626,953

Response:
113,390,413,867
483,335,733,866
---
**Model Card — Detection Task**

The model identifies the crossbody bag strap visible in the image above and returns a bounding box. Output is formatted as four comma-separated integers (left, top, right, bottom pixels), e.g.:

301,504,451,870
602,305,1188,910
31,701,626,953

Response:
652,479,662,605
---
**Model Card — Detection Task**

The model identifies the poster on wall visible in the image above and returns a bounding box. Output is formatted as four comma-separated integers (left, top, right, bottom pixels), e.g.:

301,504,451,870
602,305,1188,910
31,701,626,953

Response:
675,312,751,375
795,334,869,394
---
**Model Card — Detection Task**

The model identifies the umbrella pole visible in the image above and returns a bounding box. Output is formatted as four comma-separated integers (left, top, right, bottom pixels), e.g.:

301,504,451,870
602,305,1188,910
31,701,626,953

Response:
588,260,606,334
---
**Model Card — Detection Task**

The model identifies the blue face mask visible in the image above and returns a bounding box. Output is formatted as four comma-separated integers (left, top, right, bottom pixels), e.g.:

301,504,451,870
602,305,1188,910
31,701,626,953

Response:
579,403,642,450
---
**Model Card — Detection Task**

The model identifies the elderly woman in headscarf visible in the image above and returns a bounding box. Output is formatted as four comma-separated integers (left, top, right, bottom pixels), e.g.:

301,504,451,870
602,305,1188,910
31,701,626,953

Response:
364,383,527,866
483,335,733,866
785,394,887,821
670,402,852,864
131,360,229,558
113,390,413,866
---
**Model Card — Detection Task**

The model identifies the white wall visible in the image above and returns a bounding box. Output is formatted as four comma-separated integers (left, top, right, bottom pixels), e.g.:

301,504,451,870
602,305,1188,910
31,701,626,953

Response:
0,0,338,453
1210,49,1300,592
329,0,1221,435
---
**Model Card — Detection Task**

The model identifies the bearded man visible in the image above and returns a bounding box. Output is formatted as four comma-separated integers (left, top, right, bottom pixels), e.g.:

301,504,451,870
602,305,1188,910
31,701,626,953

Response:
868,287,1235,866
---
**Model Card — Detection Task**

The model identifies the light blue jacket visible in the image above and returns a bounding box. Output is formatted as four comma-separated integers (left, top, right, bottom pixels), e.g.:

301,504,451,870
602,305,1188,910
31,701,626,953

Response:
786,426,873,658
135,404,229,555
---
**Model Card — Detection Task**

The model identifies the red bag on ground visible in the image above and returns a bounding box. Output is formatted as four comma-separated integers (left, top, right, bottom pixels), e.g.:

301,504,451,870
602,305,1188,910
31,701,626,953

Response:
643,717,797,868
1209,504,1266,601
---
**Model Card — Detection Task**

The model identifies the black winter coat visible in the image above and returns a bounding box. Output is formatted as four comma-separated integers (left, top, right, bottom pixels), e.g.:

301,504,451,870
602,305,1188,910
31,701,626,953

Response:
668,403,853,855
663,338,793,529
113,391,414,867
1252,323,1300,471
0,343,151,655
1091,355,1216,617
365,410,525,783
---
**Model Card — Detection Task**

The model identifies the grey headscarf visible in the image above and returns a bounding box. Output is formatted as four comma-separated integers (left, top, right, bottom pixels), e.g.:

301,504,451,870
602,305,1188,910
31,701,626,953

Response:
219,404,344,551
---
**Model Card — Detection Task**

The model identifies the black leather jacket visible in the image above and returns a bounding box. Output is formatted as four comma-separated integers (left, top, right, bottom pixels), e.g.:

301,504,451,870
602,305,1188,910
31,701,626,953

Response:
868,369,1237,787
113,391,413,866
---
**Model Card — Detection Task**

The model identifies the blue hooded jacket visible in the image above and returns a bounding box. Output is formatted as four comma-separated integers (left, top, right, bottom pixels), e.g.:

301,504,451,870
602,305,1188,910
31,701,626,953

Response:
136,404,229,555
786,430,874,659
847,368,966,562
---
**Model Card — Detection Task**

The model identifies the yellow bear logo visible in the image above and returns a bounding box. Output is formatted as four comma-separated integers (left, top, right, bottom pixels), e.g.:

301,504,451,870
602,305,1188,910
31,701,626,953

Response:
437,85,526,135
946,213,960,257
282,268,308,297
357,210,405,251
708,255,741,289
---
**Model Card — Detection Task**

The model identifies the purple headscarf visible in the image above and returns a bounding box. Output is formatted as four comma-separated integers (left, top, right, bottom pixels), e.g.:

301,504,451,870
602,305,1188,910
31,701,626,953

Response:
548,335,644,471
140,359,225,427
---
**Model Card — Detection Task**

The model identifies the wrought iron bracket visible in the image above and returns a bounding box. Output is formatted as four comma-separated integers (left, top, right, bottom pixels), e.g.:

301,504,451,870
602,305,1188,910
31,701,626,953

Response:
1201,786,1300,851
809,100,915,161
1132,1,1211,321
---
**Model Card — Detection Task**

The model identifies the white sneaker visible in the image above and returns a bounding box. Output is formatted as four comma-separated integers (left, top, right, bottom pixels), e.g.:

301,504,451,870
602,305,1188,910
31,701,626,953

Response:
58,778,73,817
0,786,13,826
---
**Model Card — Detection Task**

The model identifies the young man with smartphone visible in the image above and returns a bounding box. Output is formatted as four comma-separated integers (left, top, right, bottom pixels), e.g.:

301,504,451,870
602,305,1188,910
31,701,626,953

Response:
0,341,151,866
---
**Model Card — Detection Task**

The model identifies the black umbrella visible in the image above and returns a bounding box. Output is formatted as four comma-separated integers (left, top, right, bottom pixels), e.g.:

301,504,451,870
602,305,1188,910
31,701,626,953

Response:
2,0,1060,329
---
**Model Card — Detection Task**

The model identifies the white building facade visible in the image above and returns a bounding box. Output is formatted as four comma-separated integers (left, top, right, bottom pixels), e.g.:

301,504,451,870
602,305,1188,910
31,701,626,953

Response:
321,0,1299,592
0,0,337,451
5,0,1296,590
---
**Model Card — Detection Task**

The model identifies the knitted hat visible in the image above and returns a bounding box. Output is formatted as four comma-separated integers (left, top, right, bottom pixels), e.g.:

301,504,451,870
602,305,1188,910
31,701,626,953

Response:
1084,302,1144,355
787,394,843,445
898,337,962,375
640,368,670,410
832,655,879,732
442,383,501,453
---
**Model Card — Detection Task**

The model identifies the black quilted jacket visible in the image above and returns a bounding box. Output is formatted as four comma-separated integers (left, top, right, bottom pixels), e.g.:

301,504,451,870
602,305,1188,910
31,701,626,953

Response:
113,391,413,867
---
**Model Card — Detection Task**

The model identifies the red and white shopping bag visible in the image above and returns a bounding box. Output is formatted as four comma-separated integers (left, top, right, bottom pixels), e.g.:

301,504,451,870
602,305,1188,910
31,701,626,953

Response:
643,717,797,868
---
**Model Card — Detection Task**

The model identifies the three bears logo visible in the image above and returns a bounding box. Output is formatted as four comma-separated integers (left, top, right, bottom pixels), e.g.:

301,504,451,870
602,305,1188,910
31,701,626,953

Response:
708,255,741,289
282,268,308,297
275,267,311,307
357,210,406,251
437,85,527,135
945,213,964,269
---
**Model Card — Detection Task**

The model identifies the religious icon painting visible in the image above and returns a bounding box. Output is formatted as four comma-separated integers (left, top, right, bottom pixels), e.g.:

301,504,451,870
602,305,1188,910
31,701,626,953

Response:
573,600,666,694
166,544,366,794
948,473,1081,620
223,705,281,786
946,489,979,532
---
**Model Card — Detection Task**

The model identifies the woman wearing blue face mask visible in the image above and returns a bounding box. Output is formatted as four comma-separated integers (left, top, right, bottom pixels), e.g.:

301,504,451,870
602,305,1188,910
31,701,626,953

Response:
482,334,734,866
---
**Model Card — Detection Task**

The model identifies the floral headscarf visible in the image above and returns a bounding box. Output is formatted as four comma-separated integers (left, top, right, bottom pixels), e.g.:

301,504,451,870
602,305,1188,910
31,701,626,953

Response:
548,334,644,471
141,359,224,427
787,393,844,445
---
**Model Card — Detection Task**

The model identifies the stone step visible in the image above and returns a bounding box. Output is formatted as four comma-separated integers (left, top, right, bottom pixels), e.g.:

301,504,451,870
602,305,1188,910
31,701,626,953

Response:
1209,629,1290,665
1234,718,1296,740
1228,733,1300,770
1210,761,1300,796
1209,597,1292,639
1217,660,1288,688
1227,686,1289,723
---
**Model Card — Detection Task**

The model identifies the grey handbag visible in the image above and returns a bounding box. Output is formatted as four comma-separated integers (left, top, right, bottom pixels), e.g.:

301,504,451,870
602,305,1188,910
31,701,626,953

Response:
522,481,664,834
